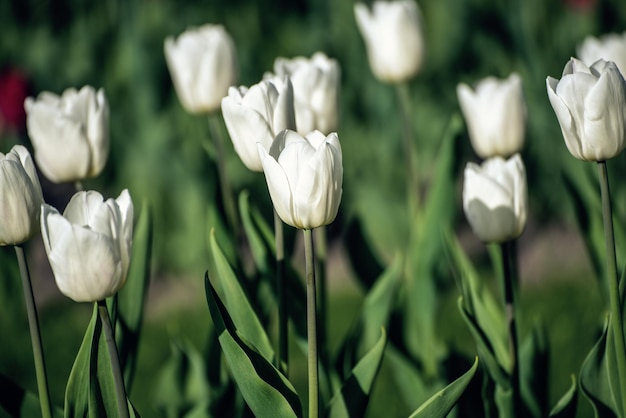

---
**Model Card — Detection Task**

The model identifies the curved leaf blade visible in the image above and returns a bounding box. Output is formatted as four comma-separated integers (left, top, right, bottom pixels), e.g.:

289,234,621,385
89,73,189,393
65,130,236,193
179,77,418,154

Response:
326,329,387,418
408,357,479,418
205,274,302,418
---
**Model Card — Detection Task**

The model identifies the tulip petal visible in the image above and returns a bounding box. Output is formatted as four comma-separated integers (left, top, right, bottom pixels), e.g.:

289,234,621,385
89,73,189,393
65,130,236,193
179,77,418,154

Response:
583,65,626,160
46,214,122,302
222,97,275,171
258,142,295,227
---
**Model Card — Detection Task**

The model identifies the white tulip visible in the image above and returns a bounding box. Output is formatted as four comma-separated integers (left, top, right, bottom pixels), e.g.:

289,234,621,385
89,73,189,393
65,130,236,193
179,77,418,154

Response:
578,32,626,76
0,145,44,245
41,189,133,302
221,77,296,172
164,24,238,114
258,130,343,229
24,86,109,183
463,154,527,243
354,0,425,83
271,52,341,135
457,73,526,159
547,58,626,161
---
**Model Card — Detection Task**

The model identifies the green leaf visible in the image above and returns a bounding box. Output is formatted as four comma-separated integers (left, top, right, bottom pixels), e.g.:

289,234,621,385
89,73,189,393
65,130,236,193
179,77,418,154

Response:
205,274,302,418
64,304,140,418
549,375,578,418
207,228,275,362
239,190,270,274
384,346,431,411
520,323,549,417
326,329,387,418
0,373,63,418
336,256,401,377
111,200,153,391
580,317,619,418
446,232,510,381
408,356,479,418
153,339,211,416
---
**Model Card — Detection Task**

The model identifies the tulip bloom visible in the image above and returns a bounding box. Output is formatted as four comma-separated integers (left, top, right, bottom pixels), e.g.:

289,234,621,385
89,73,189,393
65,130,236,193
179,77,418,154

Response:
457,73,526,159
164,24,238,114
578,32,626,76
41,190,133,302
547,58,626,161
354,0,425,83
271,52,341,135
0,145,44,245
463,154,527,243
221,77,296,172
258,130,343,229
24,86,109,183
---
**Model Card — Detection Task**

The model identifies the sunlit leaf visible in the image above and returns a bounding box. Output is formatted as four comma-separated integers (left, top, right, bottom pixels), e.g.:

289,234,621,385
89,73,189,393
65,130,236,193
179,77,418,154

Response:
549,375,578,418
205,274,302,418
207,228,274,362
408,356,478,418
326,329,387,418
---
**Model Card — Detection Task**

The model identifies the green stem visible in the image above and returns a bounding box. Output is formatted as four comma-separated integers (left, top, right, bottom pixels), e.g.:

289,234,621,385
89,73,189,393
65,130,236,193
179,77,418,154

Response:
274,210,288,375
314,226,327,368
598,161,626,415
15,245,52,418
304,229,319,418
97,300,130,418
395,82,419,218
209,113,240,240
500,241,520,416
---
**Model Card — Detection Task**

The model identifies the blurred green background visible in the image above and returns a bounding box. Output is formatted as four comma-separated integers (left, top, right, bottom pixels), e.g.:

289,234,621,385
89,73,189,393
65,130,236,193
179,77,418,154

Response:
1,0,626,416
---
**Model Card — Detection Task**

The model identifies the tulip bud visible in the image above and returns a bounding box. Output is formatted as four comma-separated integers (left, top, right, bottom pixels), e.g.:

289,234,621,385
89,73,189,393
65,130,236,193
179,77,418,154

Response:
41,189,133,302
578,32,626,76
354,0,425,83
164,24,238,114
271,52,341,135
547,58,626,161
221,77,296,172
0,145,44,245
457,73,527,159
258,130,343,229
463,154,527,243
24,85,109,183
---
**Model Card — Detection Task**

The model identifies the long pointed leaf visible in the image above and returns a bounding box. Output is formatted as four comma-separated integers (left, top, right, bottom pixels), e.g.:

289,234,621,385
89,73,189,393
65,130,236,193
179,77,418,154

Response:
408,357,479,418
205,273,302,418
326,329,387,418
549,375,578,418
207,229,274,362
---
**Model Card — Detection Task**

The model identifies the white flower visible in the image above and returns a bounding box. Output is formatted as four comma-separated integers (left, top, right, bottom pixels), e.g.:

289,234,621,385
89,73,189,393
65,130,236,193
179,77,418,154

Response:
258,130,343,229
463,154,527,243
0,145,44,245
24,86,109,183
354,0,425,83
457,73,527,158
578,32,626,76
41,189,133,302
547,58,626,161
164,24,238,114
221,77,295,172
271,52,341,135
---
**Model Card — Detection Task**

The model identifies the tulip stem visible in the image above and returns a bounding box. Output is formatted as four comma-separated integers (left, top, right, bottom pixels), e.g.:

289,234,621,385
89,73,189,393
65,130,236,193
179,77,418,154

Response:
304,228,319,418
97,300,130,418
396,82,420,218
598,161,626,415
314,226,328,374
15,245,52,418
274,210,288,375
500,240,521,416
209,113,241,241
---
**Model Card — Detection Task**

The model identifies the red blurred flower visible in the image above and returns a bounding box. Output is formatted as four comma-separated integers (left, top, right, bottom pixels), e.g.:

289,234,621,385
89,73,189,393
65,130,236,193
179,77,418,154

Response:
0,68,29,134
564,0,597,13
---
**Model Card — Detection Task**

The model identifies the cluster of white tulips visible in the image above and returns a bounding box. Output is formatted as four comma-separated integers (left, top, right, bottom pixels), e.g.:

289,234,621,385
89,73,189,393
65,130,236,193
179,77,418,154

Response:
4,0,626,417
